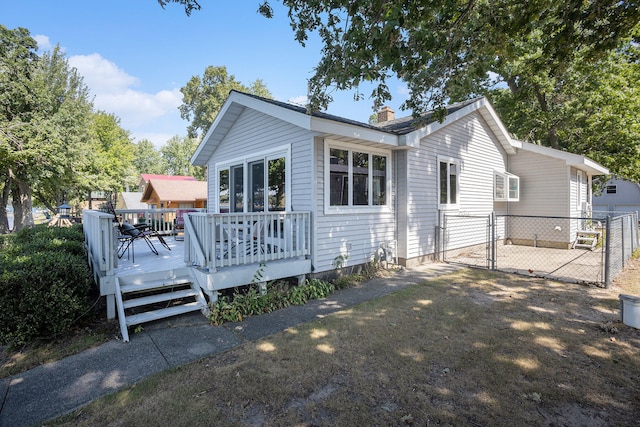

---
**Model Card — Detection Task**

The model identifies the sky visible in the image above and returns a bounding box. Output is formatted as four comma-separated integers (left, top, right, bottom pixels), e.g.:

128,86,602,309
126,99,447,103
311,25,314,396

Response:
2,0,410,148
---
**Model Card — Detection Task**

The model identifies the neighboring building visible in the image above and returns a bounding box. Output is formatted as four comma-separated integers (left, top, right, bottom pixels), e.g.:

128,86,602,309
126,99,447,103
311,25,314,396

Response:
115,192,148,210
140,179,207,209
593,178,640,217
191,90,608,272
137,174,196,194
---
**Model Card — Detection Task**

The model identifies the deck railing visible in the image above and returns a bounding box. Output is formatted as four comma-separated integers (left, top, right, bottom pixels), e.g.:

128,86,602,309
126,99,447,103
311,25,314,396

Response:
83,210,117,282
111,208,197,235
184,211,311,271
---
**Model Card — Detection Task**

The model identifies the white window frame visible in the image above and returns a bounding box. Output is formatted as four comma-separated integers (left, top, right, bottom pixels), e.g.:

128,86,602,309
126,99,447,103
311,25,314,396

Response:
214,144,291,213
576,170,584,209
494,170,520,202
324,140,392,214
437,155,460,210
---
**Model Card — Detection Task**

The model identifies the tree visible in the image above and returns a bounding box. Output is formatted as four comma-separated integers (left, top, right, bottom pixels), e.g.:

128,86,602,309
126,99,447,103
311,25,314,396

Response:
179,65,273,138
134,139,169,176
256,0,639,119
87,112,137,195
0,26,94,231
480,33,640,180
160,135,205,180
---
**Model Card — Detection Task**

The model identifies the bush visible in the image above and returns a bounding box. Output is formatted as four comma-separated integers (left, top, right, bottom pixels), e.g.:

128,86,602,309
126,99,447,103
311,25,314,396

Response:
0,224,93,347
207,278,336,325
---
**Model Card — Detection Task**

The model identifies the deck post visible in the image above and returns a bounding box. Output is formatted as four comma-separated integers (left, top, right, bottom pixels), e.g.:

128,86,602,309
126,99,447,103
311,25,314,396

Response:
106,294,116,319
296,274,306,286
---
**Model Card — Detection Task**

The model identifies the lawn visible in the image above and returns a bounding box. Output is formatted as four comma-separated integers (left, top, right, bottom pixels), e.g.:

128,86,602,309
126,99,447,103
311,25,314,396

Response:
55,266,640,426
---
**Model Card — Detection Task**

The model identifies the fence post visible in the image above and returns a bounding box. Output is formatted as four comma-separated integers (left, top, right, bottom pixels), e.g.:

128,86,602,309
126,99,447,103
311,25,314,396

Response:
490,212,496,270
436,211,442,261
604,216,611,288
622,215,626,268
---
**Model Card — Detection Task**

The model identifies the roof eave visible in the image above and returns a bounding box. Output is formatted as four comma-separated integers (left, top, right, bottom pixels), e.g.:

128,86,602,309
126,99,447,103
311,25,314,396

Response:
310,116,399,146
516,141,609,175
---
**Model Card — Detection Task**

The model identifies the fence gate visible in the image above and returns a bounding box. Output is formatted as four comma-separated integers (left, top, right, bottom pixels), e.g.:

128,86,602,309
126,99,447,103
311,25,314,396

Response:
440,211,639,287
441,214,493,269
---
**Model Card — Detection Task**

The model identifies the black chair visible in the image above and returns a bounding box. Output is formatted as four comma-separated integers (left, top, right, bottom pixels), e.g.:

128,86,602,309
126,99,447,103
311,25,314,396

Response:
119,222,160,257
129,222,171,251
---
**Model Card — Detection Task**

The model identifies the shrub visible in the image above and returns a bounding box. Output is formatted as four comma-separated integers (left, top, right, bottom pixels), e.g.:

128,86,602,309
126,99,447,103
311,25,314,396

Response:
0,224,93,347
207,278,337,325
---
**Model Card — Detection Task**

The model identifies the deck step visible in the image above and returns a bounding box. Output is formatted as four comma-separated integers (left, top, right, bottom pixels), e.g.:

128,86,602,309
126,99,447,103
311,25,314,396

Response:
122,288,199,309
115,273,209,342
125,302,204,327
572,229,601,250
120,277,192,294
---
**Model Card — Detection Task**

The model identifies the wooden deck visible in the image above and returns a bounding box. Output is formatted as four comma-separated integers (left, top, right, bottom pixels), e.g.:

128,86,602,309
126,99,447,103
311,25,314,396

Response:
114,234,186,276
84,209,312,321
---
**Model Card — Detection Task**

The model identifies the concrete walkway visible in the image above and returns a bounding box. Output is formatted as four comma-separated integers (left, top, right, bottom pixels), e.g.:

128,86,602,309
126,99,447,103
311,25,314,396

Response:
0,263,461,427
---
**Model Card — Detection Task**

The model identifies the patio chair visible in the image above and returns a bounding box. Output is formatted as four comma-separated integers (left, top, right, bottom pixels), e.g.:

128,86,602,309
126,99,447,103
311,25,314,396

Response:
224,219,284,258
174,209,197,241
104,201,171,256
118,222,163,257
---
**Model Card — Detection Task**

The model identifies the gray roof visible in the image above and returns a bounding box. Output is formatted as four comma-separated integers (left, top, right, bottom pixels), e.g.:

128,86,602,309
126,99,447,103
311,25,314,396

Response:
237,91,483,136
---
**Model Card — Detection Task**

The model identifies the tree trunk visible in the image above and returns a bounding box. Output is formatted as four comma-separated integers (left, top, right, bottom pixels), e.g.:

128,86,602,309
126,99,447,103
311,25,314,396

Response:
10,171,34,232
0,180,10,234
533,84,560,149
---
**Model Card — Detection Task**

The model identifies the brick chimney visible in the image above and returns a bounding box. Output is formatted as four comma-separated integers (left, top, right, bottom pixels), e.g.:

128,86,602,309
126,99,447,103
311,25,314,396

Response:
377,106,395,123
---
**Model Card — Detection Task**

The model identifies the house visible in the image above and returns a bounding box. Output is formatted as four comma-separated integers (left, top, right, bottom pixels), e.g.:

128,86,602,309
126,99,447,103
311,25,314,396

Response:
137,174,196,195
593,178,640,218
84,90,613,340
116,192,148,210
140,179,208,209
191,90,608,275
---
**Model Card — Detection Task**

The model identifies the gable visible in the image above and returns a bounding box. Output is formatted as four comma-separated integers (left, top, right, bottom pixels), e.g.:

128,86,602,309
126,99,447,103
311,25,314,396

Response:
141,180,207,203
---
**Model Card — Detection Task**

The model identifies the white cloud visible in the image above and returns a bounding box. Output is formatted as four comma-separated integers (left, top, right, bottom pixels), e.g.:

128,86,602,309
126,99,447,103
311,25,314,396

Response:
69,53,138,93
288,95,308,107
33,35,52,51
68,53,183,137
132,132,178,149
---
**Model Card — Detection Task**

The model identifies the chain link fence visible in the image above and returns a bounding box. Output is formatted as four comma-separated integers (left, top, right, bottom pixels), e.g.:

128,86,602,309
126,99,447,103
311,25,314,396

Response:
440,212,638,287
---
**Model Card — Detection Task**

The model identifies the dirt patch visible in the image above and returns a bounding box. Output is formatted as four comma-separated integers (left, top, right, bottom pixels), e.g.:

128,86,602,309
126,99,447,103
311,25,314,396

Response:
55,266,640,426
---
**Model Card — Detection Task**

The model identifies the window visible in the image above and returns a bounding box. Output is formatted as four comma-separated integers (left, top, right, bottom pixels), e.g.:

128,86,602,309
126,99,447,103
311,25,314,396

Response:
219,169,229,213
438,156,459,208
494,171,520,202
326,142,389,212
215,146,290,213
606,185,617,194
576,170,584,209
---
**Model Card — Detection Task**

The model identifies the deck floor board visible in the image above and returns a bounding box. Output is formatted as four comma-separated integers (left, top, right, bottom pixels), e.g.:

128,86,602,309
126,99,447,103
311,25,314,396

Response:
115,236,186,276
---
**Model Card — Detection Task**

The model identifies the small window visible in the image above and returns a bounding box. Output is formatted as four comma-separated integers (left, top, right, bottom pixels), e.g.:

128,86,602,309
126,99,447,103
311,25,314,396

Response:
438,156,459,208
606,185,617,194
494,171,519,202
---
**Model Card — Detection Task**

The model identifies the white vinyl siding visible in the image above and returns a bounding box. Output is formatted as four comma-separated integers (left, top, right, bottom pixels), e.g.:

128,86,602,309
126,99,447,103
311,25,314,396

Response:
401,111,509,261
509,151,569,217
508,150,572,245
